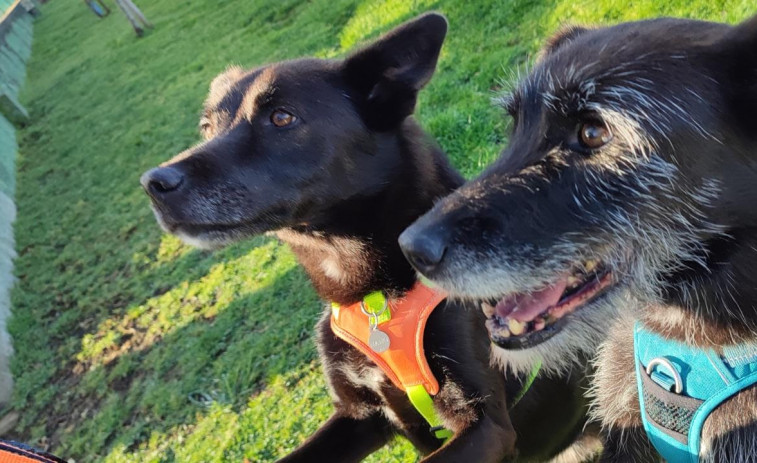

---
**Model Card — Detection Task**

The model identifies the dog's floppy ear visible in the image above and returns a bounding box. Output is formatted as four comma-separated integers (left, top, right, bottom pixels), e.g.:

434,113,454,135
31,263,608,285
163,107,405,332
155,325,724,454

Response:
342,13,448,131
539,25,590,59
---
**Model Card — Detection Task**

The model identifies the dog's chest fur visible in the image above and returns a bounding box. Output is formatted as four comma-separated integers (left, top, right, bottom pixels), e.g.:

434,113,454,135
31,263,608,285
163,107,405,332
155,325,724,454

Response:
275,230,375,301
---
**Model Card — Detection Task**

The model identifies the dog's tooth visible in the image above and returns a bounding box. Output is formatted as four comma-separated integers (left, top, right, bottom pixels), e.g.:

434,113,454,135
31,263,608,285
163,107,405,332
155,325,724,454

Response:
497,326,511,338
481,302,495,318
585,259,598,272
508,318,526,336
534,318,546,331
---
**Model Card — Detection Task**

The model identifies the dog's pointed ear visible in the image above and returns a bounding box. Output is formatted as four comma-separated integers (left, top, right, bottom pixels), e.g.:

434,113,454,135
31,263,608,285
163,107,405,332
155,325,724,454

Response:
719,13,757,117
539,25,590,59
206,65,244,106
342,13,448,130
721,13,757,62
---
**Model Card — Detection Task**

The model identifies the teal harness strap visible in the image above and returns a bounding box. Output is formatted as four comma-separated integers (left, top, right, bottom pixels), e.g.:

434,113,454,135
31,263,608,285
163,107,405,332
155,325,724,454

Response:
634,323,757,462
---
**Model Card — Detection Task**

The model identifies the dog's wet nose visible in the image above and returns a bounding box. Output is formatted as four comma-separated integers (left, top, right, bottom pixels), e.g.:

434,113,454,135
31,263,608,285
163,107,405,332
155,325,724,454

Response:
141,166,184,196
399,226,448,275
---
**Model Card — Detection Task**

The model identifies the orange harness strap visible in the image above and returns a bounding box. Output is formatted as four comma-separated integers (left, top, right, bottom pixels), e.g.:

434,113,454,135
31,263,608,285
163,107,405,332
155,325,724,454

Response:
0,441,66,463
330,282,447,395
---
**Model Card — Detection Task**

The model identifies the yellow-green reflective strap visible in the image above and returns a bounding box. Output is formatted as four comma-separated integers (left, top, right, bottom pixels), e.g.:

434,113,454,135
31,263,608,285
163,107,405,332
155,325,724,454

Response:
510,359,542,409
406,384,453,440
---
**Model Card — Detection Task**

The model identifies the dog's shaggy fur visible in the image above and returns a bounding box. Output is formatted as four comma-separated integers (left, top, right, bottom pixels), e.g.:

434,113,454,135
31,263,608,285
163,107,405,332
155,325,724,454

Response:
141,14,598,463
401,13,757,463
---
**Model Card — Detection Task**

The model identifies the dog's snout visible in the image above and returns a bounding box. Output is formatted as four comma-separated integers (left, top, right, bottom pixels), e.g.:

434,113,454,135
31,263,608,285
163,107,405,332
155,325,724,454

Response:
141,166,184,196
399,225,448,275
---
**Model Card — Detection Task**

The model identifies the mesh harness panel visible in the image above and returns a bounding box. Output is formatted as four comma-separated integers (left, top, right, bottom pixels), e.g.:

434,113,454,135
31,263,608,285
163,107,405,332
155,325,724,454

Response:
634,323,757,463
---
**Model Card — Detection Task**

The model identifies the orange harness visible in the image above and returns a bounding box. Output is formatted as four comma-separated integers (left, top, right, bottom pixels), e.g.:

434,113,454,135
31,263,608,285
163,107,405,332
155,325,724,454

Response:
330,282,452,439
0,440,66,463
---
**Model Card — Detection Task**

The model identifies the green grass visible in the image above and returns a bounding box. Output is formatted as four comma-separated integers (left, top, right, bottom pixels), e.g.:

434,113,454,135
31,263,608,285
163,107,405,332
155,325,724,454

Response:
10,0,753,461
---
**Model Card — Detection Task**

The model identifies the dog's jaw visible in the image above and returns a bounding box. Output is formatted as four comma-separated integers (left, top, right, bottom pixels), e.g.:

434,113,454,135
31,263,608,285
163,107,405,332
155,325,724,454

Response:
151,201,276,250
160,220,252,250
489,285,630,376
151,206,224,249
174,231,227,250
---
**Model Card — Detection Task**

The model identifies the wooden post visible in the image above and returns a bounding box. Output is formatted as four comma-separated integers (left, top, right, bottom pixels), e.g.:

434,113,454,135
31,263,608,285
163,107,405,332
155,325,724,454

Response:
19,0,41,17
114,0,152,37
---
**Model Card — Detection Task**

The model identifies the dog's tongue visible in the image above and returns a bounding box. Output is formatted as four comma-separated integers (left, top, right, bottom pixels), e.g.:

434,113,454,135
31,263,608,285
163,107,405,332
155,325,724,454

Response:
495,279,568,322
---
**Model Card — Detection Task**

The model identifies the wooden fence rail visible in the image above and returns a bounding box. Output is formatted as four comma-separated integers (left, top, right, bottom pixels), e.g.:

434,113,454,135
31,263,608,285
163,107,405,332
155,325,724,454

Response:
0,0,36,408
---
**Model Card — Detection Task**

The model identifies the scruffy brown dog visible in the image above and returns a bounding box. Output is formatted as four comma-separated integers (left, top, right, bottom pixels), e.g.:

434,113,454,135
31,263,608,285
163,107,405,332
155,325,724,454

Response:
400,13,757,463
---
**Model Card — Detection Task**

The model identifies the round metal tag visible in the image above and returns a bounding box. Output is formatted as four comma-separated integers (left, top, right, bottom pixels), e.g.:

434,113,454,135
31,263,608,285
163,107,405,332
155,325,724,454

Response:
368,329,391,353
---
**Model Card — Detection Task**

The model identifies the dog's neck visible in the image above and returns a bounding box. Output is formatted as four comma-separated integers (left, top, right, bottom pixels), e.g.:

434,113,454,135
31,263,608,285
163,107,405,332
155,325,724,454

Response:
650,229,757,347
276,120,463,305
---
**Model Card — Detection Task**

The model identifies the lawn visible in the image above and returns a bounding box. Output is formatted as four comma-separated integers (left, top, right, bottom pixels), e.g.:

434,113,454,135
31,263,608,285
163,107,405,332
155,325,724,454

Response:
9,0,753,461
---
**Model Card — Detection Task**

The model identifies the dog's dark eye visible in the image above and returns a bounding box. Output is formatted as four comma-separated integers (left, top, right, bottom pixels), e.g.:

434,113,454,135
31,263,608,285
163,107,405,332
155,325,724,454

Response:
579,122,612,149
271,110,296,127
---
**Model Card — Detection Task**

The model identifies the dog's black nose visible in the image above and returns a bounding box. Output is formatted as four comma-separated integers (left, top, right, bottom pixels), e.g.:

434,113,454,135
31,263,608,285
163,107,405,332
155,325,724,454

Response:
141,166,184,195
398,226,448,275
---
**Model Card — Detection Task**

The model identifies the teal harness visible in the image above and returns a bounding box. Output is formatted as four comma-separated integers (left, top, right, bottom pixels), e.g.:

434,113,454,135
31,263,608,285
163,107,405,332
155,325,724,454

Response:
634,322,757,462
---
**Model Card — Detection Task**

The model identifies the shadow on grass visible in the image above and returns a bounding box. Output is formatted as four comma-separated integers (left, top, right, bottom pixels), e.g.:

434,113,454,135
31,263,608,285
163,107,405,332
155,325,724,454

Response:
48,264,323,461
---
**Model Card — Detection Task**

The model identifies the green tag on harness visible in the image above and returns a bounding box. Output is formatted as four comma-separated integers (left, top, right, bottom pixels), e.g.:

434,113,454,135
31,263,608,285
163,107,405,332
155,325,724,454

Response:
331,291,391,324
362,291,391,324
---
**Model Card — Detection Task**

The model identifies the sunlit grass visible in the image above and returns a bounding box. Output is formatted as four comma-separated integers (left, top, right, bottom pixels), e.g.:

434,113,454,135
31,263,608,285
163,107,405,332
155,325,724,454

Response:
10,0,753,461
338,0,439,50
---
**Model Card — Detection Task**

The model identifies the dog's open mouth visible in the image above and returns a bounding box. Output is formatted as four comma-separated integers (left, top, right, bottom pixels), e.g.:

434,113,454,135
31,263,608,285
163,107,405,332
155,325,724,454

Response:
483,260,613,350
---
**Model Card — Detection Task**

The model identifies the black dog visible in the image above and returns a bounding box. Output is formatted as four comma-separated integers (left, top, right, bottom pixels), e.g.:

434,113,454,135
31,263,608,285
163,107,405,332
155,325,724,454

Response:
400,13,757,463
141,14,596,462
